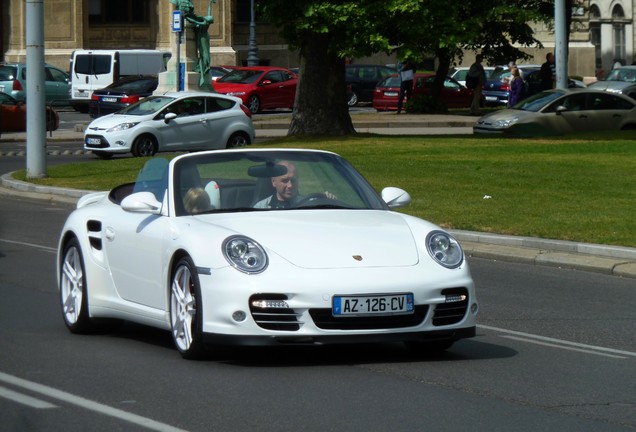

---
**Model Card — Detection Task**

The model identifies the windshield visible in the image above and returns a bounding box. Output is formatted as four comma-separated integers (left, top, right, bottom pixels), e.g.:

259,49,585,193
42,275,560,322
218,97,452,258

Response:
604,68,636,82
118,95,175,115
170,150,388,216
510,90,565,112
217,70,263,84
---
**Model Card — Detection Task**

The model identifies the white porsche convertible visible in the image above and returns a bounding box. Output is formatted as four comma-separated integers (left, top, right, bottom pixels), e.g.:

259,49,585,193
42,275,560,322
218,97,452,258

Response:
58,149,478,359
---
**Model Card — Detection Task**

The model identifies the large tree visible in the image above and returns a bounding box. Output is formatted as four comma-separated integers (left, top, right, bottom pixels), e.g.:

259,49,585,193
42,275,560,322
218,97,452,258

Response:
259,0,554,136
260,0,398,136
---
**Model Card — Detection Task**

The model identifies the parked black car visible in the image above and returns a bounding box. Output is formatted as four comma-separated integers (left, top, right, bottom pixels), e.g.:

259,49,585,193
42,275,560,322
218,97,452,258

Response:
345,64,397,106
89,75,158,118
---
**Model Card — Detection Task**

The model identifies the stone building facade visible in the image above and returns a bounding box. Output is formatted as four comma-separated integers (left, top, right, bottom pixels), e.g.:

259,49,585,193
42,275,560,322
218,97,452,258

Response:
0,0,634,82
0,0,296,71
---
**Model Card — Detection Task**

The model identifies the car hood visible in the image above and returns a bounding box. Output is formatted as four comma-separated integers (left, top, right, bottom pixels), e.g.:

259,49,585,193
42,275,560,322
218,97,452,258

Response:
198,210,422,269
588,81,633,91
86,113,148,130
477,108,538,123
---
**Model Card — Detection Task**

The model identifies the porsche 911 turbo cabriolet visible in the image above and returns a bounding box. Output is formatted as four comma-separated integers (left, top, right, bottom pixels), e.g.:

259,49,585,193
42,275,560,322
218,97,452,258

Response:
58,149,478,359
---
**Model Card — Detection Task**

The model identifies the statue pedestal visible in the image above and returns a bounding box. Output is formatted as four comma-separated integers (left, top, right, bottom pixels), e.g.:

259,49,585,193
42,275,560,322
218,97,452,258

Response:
157,26,212,94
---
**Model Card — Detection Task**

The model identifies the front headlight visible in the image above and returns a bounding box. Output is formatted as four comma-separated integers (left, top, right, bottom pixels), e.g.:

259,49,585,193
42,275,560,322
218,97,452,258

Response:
494,117,519,128
426,231,464,269
222,235,268,274
107,122,140,133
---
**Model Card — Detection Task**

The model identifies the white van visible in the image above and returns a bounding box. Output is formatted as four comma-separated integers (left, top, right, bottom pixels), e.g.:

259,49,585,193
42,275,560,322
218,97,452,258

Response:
69,49,171,112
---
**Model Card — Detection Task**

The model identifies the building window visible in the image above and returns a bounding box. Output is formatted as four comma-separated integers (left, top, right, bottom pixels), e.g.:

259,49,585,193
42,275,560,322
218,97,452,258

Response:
89,0,150,25
589,5,601,69
612,5,626,65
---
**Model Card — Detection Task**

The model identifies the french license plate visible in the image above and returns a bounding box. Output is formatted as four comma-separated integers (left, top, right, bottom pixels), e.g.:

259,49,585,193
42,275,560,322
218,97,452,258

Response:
333,293,414,316
385,91,398,97
485,96,498,101
102,97,117,102
85,137,101,145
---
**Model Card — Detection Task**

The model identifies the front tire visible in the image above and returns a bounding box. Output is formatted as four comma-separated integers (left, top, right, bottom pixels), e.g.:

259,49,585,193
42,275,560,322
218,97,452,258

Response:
132,134,158,157
347,90,359,107
60,237,94,333
170,256,205,359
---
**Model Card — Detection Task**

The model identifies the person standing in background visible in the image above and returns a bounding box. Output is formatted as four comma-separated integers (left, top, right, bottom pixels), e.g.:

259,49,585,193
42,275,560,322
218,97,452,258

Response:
467,54,486,116
397,60,415,114
507,67,525,107
540,52,555,90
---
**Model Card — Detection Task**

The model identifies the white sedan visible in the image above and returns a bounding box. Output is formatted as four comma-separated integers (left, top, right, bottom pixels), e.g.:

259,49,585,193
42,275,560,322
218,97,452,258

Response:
84,91,255,159
58,149,478,359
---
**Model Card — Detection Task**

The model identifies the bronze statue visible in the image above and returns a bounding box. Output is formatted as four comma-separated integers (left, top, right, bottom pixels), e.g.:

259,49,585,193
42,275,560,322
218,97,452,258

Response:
170,0,216,88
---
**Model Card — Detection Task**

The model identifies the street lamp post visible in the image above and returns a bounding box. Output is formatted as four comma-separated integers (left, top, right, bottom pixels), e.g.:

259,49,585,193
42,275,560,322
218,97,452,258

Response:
246,0,259,66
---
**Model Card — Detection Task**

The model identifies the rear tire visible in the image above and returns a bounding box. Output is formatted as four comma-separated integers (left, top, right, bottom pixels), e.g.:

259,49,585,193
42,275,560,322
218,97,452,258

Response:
226,132,250,148
347,90,359,107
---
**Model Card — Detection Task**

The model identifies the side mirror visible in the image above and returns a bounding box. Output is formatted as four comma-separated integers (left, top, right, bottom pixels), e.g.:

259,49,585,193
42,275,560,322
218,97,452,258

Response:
381,187,411,209
164,112,177,123
555,105,567,115
260,80,273,86
121,191,162,214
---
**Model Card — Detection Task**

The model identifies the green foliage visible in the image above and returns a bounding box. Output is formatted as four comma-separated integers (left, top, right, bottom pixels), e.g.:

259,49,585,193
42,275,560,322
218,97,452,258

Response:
405,95,448,114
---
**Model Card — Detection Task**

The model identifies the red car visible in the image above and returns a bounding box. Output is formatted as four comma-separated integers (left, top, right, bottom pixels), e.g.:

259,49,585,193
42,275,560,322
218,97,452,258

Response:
0,92,59,135
373,73,480,111
212,66,297,114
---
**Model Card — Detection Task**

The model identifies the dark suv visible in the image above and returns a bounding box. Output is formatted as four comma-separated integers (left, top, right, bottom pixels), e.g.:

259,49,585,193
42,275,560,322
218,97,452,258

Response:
346,64,397,106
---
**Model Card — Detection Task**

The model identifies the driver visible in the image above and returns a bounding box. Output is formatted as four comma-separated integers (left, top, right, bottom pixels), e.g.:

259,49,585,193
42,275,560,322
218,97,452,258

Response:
253,161,301,209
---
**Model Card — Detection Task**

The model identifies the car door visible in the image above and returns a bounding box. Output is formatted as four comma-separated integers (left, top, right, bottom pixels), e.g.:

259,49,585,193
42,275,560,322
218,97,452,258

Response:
157,97,210,151
102,205,170,310
586,92,636,131
540,93,592,134
257,70,285,109
45,66,71,105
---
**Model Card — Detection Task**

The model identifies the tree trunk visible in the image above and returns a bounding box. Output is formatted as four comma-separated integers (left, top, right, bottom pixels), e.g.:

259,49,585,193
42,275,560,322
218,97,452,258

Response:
288,34,355,136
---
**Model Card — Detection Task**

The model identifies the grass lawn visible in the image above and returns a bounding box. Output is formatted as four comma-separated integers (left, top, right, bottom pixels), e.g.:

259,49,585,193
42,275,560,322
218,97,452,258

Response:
13,131,636,248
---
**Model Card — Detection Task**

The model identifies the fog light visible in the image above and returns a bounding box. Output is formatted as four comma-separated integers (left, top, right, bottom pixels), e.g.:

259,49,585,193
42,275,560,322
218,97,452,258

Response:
471,302,479,314
445,294,467,303
251,299,289,309
232,311,246,322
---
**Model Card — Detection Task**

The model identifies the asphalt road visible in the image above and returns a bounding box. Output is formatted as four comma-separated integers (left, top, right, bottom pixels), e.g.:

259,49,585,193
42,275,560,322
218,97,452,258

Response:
0,192,634,432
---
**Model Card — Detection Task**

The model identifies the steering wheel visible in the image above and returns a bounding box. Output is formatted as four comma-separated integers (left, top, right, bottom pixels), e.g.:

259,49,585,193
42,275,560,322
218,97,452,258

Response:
296,193,332,207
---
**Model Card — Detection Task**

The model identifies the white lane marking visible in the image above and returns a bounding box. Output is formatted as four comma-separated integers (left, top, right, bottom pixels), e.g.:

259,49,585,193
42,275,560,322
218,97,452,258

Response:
478,324,636,358
0,372,189,432
501,335,628,359
0,238,57,253
0,385,58,409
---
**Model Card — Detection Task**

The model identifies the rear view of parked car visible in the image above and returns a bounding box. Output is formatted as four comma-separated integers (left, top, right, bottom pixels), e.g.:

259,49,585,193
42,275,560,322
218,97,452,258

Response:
89,75,158,118
0,63,71,105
